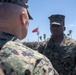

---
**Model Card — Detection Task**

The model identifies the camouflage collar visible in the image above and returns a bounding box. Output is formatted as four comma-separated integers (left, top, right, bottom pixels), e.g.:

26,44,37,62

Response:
49,34,66,45
0,32,18,49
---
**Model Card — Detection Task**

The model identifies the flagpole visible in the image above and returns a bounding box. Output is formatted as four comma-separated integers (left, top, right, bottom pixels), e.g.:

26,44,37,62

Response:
37,27,39,47
38,31,39,43
32,27,39,47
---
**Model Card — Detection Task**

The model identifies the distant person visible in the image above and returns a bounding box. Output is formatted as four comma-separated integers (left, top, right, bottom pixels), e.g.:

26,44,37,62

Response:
38,14,76,75
0,0,59,75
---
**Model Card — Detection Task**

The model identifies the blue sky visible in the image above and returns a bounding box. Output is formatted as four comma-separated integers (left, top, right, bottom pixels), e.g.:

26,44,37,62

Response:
22,0,76,42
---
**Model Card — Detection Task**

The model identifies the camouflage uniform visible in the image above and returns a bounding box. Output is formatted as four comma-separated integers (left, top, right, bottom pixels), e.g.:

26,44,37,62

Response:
38,34,76,75
0,32,59,75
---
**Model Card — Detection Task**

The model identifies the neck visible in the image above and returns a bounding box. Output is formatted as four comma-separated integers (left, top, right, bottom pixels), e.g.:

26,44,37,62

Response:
0,27,12,34
0,26,22,40
52,34,64,43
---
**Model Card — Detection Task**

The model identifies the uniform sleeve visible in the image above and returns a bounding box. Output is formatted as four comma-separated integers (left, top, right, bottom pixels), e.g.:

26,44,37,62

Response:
38,41,47,54
33,56,59,75
73,49,76,75
38,44,44,54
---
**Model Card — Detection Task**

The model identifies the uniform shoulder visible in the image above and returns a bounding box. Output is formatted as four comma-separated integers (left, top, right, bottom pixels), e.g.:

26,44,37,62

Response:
42,38,50,46
65,35,76,44
1,40,48,59
1,40,56,75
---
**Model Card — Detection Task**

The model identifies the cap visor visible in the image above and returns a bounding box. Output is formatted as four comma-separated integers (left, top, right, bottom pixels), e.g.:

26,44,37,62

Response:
27,10,33,20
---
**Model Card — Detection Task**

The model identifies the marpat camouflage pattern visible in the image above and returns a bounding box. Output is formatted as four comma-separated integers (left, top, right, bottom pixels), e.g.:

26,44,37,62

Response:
0,32,59,75
38,34,76,75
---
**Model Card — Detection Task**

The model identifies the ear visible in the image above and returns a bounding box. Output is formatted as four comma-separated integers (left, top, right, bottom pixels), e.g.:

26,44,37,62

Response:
64,27,66,31
20,12,26,25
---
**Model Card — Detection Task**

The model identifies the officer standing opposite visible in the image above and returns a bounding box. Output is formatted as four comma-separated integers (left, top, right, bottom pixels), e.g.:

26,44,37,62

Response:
38,14,76,75
0,1,59,75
